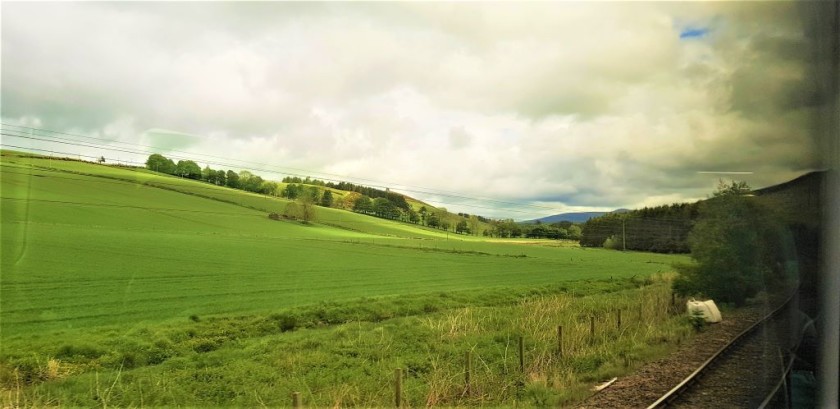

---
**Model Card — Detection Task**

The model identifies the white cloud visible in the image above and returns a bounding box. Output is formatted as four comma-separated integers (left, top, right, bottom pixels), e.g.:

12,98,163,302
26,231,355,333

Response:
1,2,826,219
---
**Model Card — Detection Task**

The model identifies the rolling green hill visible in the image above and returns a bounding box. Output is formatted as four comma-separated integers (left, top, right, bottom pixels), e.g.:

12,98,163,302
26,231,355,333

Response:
1,150,696,407
1,150,685,336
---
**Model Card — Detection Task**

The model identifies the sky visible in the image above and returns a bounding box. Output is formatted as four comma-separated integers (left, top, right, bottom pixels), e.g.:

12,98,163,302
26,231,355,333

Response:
1,2,832,220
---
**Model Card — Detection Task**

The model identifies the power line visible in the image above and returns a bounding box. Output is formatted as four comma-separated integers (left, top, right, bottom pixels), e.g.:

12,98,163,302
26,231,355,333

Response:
0,149,710,229
1,142,710,243
0,157,533,231
0,132,553,215
1,143,543,217
1,123,568,213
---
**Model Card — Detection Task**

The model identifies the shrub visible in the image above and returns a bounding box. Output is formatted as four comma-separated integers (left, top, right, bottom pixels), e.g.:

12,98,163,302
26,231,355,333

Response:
523,382,558,407
422,303,438,313
276,314,297,332
603,235,621,250
672,181,784,306
120,351,138,368
687,309,707,332
571,355,604,373
55,343,104,360
192,338,218,353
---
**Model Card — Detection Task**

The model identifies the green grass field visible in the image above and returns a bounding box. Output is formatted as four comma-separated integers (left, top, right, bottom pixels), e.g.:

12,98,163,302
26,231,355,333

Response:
1,152,684,336
0,151,691,407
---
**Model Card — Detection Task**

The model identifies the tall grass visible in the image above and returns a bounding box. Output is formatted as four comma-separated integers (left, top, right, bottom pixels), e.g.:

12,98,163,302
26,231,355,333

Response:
417,274,687,406
2,276,695,408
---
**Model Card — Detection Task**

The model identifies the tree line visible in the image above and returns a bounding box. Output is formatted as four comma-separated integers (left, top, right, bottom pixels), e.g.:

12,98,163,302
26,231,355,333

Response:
282,176,409,208
147,153,584,239
349,196,495,236
579,203,699,253
145,154,281,195
345,193,585,240
521,221,583,240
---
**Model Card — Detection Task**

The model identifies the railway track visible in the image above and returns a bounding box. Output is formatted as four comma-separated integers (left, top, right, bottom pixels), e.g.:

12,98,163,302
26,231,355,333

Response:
647,291,799,408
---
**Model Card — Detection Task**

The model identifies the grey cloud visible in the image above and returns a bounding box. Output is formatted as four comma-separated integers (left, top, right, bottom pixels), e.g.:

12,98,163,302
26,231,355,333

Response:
1,2,833,217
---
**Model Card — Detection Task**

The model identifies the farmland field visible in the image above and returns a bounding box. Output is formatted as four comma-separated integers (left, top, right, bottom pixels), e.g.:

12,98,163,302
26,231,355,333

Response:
0,151,692,407
1,152,685,336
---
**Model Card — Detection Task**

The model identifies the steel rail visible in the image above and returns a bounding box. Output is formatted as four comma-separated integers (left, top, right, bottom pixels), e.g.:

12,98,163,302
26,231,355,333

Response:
758,351,796,409
646,288,798,408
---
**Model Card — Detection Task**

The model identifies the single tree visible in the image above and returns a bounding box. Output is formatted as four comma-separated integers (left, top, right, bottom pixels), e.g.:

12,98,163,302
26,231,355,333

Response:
408,209,419,224
373,197,397,219
306,186,320,204
282,184,300,199
320,190,334,207
456,220,469,234
427,213,440,228
298,193,316,223
468,215,480,236
673,181,784,305
225,170,240,188
202,166,215,184
214,169,226,186
283,202,301,220
262,181,280,196
353,195,373,214
145,153,176,174
567,225,583,240
238,171,265,193
175,160,202,180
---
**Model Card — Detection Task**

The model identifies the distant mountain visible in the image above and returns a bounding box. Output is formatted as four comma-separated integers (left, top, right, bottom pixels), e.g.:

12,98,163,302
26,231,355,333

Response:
523,209,629,224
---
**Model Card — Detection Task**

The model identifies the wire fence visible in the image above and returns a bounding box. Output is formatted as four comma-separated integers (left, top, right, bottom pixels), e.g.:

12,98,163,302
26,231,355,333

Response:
281,286,685,407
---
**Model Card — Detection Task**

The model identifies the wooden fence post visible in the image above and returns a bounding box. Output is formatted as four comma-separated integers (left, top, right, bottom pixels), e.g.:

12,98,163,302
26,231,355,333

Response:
671,292,676,313
617,309,622,330
292,392,301,409
394,368,402,407
465,350,472,397
557,326,563,357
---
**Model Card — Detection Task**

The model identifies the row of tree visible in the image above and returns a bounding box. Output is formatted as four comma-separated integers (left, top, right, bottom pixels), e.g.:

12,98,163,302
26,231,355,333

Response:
145,154,278,194
523,221,583,240
145,154,204,180
457,212,490,223
281,176,409,209
149,154,584,239
348,195,495,236
579,203,699,253
280,183,334,207
352,195,406,220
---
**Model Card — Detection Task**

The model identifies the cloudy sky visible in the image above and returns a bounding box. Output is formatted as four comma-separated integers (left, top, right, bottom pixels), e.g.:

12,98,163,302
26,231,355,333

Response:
1,2,831,219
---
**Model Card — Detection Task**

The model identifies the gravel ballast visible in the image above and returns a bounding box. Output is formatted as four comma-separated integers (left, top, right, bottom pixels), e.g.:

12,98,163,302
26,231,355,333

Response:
577,303,772,408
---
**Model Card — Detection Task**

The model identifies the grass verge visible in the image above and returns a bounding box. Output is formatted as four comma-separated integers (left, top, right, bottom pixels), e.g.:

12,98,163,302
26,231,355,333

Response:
1,275,697,407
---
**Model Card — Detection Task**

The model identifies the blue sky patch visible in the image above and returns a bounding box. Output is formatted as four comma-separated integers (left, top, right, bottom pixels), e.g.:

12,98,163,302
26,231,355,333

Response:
680,27,709,39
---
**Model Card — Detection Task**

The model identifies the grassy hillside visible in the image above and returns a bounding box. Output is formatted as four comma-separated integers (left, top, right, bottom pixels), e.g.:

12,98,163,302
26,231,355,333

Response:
1,151,685,335
1,150,692,407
